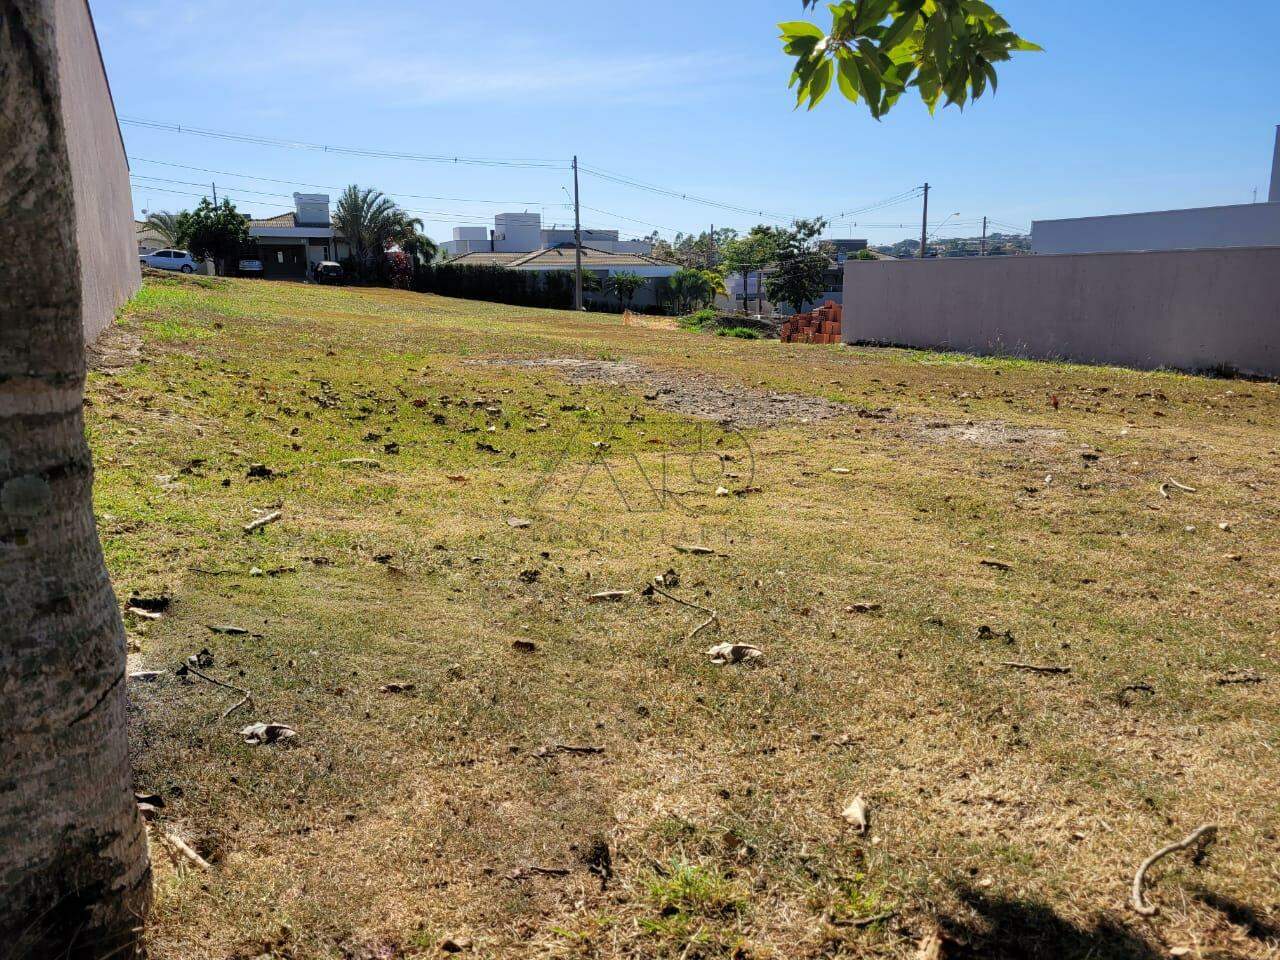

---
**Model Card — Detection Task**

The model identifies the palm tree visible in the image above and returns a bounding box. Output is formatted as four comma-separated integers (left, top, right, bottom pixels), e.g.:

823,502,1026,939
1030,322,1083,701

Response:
333,185,400,276
399,231,437,264
669,267,717,314
701,268,728,307
143,209,180,247
607,270,646,312
387,212,435,265
1,4,150,956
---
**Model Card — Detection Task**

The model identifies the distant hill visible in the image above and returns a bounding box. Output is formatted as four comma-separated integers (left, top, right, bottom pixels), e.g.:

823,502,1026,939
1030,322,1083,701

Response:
875,233,1031,258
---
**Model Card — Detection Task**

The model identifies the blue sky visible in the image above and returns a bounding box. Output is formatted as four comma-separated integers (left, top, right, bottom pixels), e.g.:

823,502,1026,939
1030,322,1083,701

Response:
98,1,1280,246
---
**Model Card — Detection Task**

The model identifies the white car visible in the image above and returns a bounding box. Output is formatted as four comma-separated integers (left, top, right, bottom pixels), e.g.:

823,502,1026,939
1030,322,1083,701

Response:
140,249,199,273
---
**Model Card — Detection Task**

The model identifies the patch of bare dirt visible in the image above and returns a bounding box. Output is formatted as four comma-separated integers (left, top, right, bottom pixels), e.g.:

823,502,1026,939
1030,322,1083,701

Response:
485,357,851,428
86,322,143,374
914,419,1063,447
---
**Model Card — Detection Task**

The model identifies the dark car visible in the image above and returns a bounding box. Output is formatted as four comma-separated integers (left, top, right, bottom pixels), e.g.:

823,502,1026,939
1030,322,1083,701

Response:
314,261,344,284
238,258,264,278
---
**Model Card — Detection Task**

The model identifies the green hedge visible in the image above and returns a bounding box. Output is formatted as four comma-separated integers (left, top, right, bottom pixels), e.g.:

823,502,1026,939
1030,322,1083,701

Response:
412,263,576,309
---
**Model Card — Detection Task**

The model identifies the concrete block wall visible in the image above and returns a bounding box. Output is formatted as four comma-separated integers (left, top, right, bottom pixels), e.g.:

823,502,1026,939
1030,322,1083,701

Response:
842,247,1280,378
53,0,139,343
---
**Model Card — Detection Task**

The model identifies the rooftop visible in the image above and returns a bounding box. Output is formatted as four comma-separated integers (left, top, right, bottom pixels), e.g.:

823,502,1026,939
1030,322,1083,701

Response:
248,212,301,228
445,252,527,267
507,245,675,268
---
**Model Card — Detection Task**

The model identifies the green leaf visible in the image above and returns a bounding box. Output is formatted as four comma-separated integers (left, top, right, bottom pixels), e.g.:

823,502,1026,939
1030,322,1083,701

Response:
855,57,883,116
880,10,920,50
836,56,863,102
805,58,834,109
778,20,826,39
1011,36,1043,51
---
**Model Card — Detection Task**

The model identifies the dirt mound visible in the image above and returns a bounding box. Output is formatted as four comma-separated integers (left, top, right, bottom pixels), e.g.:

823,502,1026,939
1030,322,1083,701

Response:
487,357,851,427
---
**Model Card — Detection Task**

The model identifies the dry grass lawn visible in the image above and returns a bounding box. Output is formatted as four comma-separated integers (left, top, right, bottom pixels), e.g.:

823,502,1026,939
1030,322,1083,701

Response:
92,274,1280,959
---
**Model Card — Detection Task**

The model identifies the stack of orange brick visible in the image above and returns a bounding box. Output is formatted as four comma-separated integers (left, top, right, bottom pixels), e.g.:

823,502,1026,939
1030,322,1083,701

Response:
779,300,843,344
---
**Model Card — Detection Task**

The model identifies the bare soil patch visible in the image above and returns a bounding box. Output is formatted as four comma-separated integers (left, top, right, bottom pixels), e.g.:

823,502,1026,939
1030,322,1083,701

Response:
482,357,851,427
86,322,143,373
913,418,1063,447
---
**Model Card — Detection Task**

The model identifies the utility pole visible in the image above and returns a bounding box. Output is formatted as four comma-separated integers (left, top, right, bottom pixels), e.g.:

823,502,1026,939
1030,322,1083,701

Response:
709,223,715,269
919,182,930,260
980,216,988,257
572,156,583,311
211,181,217,205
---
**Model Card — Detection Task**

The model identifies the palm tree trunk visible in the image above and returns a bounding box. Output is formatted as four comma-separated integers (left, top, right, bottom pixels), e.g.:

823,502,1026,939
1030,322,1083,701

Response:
0,3,151,956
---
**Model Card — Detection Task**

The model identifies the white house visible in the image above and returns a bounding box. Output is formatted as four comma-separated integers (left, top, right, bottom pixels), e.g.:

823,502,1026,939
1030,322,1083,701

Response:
246,193,353,279
441,211,653,258
1032,127,1280,254
448,244,679,309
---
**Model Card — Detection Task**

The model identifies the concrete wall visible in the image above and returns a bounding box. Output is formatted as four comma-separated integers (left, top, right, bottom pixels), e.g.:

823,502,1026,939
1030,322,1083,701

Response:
1270,126,1280,203
494,213,542,252
54,0,139,342
1032,201,1280,255
842,247,1280,378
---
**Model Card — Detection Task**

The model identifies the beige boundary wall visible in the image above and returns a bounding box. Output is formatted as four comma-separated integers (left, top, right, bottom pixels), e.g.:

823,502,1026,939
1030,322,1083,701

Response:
842,246,1280,378
54,0,139,342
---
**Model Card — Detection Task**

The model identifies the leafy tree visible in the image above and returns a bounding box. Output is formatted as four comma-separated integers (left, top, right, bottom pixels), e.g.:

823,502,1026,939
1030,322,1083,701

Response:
721,228,779,314
763,217,831,313
607,270,646,311
781,0,1040,117
1,4,150,954
174,197,249,275
142,209,180,247
651,227,737,269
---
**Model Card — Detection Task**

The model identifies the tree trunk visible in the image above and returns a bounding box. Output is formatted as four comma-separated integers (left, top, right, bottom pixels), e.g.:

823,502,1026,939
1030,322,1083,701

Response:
0,2,151,956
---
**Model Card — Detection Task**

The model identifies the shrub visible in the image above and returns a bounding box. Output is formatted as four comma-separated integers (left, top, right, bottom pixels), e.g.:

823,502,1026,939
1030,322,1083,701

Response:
678,308,720,331
384,251,413,289
412,263,575,309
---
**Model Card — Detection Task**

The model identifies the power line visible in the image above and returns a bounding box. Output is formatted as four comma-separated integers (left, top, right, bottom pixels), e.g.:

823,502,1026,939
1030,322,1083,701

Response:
120,117,568,169
573,202,682,236
577,163,799,224
129,181,496,226
123,115,1032,241
129,156,553,207
130,174,495,222
826,187,924,223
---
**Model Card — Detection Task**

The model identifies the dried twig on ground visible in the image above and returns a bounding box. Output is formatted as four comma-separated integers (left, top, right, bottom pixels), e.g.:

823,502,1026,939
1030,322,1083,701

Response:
535,743,604,758
505,864,571,880
827,910,896,928
1130,824,1218,916
1000,661,1071,675
242,510,282,534
180,662,254,718
649,581,719,640
157,827,212,871
1167,478,1197,493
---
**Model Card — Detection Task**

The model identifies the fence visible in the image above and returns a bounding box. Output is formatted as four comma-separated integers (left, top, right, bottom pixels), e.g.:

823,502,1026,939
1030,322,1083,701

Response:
55,0,139,341
842,246,1280,378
